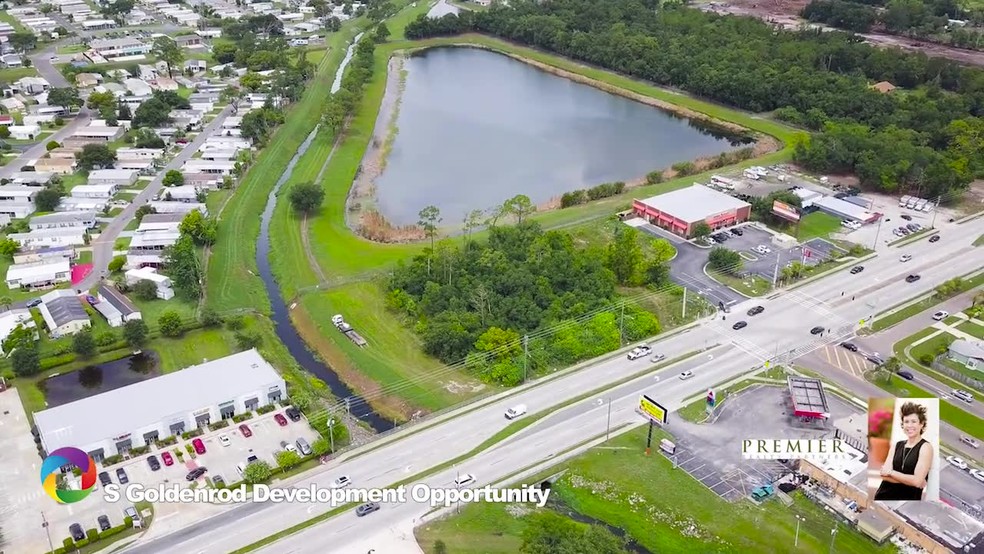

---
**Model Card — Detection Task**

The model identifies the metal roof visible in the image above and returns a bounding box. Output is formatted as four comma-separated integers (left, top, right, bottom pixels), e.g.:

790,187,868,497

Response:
787,376,829,418
813,196,875,222
39,289,89,328
949,339,984,360
637,185,751,223
98,284,138,316
35,350,282,453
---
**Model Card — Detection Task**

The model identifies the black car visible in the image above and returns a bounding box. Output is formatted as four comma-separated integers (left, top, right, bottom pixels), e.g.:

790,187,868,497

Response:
99,471,112,486
906,274,921,283
26,298,42,308
898,370,915,381
900,214,912,221
810,326,825,335
285,407,302,422
116,468,129,484
841,342,858,352
355,502,381,517
97,515,111,532
186,467,208,481
732,321,747,330
147,455,160,471
850,266,864,274
747,306,764,316
730,228,744,236
929,235,940,243
69,523,85,541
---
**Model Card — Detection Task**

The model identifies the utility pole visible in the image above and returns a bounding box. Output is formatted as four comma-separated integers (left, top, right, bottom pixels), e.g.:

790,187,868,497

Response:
606,397,612,443
328,418,335,453
681,286,687,319
931,195,941,228
41,511,54,554
871,217,883,250
772,251,781,286
619,302,625,345
522,335,529,383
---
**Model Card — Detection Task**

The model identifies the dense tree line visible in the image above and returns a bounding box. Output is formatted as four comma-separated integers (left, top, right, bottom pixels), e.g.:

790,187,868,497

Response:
386,222,663,385
404,0,984,199
803,0,984,49
322,37,378,132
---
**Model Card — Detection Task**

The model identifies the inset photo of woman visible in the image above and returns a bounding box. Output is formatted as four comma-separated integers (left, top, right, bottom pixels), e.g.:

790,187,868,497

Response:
867,397,940,503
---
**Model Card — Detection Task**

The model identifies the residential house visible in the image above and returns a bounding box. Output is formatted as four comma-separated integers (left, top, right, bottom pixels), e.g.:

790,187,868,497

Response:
170,109,204,131
9,171,54,187
0,186,38,219
5,259,72,290
57,197,106,212
123,78,154,97
48,145,85,159
137,64,158,81
38,289,91,338
13,246,75,265
15,77,50,94
116,148,164,160
147,201,207,216
75,73,103,88
0,114,13,126
181,160,234,176
871,81,897,94
81,19,117,32
152,77,179,92
87,169,138,188
202,136,250,151
8,125,41,140
0,309,38,355
71,184,119,198
35,157,77,175
160,185,203,203
183,60,207,73
9,228,87,248
72,124,125,142
174,34,204,48
134,212,184,232
29,211,97,231
1,54,24,68
94,285,142,327
200,148,238,161
948,339,984,371
181,172,221,189
0,98,26,113
90,37,151,59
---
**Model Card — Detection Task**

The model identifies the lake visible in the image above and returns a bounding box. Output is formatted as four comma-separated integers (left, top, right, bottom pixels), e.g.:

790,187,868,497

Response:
39,351,160,407
373,47,745,226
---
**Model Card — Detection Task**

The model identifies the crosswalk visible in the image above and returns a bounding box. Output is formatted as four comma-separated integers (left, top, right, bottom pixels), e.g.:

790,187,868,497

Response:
819,344,874,377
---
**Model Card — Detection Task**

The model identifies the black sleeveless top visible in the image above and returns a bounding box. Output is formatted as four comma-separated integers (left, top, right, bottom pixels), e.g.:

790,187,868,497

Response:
874,438,927,501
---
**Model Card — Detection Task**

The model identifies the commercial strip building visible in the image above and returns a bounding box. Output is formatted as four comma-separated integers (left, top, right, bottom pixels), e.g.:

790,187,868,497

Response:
631,185,752,238
34,349,287,460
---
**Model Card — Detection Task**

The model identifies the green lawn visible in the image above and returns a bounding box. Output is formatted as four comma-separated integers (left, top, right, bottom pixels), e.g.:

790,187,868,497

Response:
795,211,842,241
418,425,892,554
56,44,88,55
155,328,238,373
957,320,984,340
0,258,71,302
908,331,958,365
892,328,972,391
974,234,984,247
0,10,26,33
707,268,773,297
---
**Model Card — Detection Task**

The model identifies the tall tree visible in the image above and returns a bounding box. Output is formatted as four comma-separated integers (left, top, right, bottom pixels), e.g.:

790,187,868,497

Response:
163,235,203,299
503,194,536,224
605,227,644,286
462,209,484,242
46,88,83,109
76,144,117,171
152,36,184,78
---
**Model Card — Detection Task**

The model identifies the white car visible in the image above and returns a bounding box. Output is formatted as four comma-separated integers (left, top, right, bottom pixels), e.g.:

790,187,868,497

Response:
900,254,912,262
331,475,351,489
219,435,231,447
970,469,984,483
454,473,476,487
280,441,298,454
946,456,968,470
504,404,527,420
650,353,666,363
960,436,980,449
627,345,652,360
756,245,771,254
932,311,949,321
679,370,694,380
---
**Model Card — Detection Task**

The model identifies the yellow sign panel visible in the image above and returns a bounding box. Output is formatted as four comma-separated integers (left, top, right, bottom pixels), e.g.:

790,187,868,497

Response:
640,395,668,425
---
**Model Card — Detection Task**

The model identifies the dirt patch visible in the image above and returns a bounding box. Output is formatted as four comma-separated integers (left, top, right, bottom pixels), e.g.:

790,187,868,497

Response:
695,0,984,68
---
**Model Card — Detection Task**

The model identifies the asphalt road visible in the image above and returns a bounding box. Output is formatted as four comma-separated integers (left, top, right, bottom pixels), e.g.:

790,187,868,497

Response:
114,215,984,554
77,105,235,291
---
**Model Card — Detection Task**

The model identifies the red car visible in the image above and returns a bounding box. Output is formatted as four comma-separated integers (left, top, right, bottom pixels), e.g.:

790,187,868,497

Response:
239,424,252,438
274,413,288,427
192,438,206,455
161,451,174,466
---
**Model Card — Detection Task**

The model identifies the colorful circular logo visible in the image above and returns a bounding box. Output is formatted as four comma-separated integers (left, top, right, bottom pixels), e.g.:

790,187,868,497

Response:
40,447,97,504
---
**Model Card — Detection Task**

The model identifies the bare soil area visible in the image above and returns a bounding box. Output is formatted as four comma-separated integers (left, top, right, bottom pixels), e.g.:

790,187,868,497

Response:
696,0,984,67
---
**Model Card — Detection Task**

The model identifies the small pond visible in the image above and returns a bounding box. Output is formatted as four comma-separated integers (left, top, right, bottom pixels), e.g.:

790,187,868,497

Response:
39,351,160,407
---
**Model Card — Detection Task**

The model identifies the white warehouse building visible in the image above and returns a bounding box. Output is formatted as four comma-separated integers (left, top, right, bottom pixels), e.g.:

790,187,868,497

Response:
34,349,287,461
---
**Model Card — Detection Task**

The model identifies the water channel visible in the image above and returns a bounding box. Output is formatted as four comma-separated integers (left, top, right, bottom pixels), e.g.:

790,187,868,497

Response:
40,351,159,407
256,34,394,433
375,47,749,225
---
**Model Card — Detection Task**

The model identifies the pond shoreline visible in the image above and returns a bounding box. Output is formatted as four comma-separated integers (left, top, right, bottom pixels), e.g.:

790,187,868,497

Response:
346,42,780,243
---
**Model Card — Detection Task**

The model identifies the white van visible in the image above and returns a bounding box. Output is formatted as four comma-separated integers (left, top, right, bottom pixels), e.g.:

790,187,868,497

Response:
504,404,527,420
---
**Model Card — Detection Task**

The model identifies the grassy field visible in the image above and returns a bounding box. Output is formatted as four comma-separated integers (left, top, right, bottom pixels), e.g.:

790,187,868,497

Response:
707,268,772,297
417,425,891,554
892,328,973,390
908,331,957,365
795,212,842,241
957,319,984,340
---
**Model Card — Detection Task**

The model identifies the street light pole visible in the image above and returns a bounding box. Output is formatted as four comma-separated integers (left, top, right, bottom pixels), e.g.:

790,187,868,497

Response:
328,418,335,453
41,511,54,554
871,217,882,250
931,195,941,228
606,397,612,443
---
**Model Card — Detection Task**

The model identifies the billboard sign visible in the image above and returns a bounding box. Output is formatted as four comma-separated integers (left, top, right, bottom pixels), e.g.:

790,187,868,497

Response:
772,200,800,222
639,395,668,425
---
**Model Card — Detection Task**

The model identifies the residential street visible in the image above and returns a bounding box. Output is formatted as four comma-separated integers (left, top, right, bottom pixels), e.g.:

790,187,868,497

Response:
78,105,235,291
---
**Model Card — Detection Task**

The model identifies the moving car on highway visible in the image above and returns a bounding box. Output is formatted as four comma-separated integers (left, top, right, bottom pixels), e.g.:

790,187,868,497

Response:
504,404,527,419
627,344,652,360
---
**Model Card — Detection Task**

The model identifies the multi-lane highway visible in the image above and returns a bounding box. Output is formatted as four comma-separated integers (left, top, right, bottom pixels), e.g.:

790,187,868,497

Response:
116,215,984,554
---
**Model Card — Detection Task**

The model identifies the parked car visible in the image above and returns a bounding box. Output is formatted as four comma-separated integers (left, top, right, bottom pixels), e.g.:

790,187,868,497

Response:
147,455,160,471
239,424,253,437
932,311,949,321
900,214,912,221
280,440,298,454
274,413,288,426
627,344,652,360
332,475,352,489
840,342,858,352
730,228,743,236
296,438,312,456
116,468,128,484
929,235,940,243
285,407,302,421
219,435,231,447
850,266,864,274
810,326,825,335
123,506,141,527
747,306,764,316
905,274,921,283
99,471,112,486
732,321,747,330
504,404,527,419
186,467,208,481
97,515,111,532
161,452,174,466
946,456,968,470
355,502,380,517
192,438,206,454
69,523,85,541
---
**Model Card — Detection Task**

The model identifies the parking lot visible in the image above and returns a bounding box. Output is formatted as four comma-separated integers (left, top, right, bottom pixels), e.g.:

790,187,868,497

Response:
666,385,857,502
0,395,318,553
